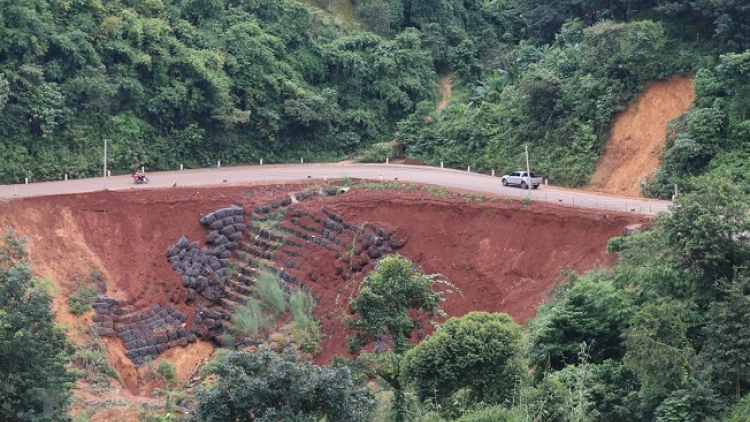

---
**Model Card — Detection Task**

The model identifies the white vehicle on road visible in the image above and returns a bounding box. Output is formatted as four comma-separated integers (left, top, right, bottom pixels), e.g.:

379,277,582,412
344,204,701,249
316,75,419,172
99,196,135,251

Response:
501,171,542,189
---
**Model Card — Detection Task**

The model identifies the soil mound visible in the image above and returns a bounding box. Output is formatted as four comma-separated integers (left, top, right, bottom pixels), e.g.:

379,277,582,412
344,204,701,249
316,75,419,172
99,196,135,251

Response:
587,76,695,197
0,183,647,395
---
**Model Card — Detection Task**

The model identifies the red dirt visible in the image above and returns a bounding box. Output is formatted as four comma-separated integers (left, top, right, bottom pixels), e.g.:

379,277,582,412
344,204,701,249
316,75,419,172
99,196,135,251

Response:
0,183,647,396
587,75,695,196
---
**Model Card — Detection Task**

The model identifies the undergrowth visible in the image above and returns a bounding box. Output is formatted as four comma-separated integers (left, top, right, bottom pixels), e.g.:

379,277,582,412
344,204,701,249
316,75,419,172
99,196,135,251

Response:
255,270,286,316
230,298,270,338
289,289,322,353
68,269,106,316
70,328,119,392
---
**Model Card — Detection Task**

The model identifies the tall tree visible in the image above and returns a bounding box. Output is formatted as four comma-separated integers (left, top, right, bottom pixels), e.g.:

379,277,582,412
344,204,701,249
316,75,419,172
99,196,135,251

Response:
0,231,75,422
348,255,450,422
402,311,527,407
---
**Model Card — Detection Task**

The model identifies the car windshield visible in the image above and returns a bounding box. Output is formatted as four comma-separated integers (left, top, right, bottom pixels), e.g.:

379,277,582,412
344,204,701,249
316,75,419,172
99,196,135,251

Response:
529,172,537,177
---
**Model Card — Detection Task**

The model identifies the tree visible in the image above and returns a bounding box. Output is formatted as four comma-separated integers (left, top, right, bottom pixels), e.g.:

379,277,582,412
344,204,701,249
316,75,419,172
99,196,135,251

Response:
347,255,450,422
0,231,75,422
194,349,374,422
402,312,527,407
0,73,8,111
529,274,634,373
700,273,750,397
660,178,750,302
348,255,448,355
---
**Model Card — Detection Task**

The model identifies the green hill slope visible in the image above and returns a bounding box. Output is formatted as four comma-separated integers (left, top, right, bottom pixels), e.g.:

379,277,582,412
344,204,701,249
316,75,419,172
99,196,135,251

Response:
0,0,749,197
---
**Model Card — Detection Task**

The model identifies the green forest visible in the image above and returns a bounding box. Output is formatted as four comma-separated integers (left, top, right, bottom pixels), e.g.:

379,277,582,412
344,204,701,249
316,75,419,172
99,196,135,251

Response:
0,0,748,196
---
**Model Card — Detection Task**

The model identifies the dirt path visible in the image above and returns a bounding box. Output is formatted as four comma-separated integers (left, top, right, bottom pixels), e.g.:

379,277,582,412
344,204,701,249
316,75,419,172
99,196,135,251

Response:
437,73,454,111
587,76,695,197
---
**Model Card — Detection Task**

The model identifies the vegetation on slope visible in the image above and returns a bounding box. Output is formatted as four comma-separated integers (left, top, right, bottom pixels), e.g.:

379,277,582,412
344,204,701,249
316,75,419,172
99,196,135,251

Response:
0,231,75,422
0,0,438,182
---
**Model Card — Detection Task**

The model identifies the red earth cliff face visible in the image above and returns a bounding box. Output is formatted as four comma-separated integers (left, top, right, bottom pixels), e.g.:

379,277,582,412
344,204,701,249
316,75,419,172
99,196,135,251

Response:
0,183,648,391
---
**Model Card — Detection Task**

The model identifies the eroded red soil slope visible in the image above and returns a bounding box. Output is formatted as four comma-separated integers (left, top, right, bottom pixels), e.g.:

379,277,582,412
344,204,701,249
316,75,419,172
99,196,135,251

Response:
0,183,647,392
588,75,695,197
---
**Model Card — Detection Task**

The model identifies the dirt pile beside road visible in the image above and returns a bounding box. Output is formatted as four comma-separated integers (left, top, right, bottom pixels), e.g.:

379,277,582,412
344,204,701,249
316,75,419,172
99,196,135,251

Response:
0,183,647,395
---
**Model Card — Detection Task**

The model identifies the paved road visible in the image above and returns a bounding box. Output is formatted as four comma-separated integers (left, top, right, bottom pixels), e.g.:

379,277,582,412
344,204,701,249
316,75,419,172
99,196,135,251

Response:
0,163,672,215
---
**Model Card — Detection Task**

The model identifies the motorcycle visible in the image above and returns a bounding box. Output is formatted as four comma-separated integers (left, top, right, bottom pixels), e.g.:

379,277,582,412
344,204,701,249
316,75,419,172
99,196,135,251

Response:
132,173,149,184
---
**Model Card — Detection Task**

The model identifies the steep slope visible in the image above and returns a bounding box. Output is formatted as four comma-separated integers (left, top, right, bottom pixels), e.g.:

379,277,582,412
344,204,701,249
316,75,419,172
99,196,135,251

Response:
587,76,696,196
0,183,647,398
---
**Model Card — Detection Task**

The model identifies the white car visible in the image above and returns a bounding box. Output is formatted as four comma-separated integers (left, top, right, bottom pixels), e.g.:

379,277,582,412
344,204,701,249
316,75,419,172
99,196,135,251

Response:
501,171,542,189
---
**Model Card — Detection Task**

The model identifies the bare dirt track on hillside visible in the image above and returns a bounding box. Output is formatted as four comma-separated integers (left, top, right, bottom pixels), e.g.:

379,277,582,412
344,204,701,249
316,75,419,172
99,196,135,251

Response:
0,183,647,403
437,73,455,111
587,76,695,197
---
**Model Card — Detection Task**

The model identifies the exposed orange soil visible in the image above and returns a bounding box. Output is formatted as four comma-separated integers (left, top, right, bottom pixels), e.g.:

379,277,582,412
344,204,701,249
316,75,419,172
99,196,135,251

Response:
587,76,695,196
437,74,455,112
0,183,647,400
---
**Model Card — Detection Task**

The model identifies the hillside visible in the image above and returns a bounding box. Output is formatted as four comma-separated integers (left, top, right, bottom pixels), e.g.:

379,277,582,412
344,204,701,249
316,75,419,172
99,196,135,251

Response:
0,184,644,398
1,0,749,197
3,0,750,420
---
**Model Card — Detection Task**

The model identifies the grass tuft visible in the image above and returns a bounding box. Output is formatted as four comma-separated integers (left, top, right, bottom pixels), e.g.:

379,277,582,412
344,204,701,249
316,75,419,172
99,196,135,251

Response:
255,270,286,316
230,298,270,338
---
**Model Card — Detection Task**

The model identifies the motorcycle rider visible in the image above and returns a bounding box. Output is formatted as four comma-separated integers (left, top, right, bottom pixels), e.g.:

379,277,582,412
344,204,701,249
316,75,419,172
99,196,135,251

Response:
132,167,146,183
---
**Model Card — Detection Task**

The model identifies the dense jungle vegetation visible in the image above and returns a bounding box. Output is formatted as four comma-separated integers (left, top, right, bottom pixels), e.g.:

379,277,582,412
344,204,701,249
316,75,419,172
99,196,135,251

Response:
0,0,749,195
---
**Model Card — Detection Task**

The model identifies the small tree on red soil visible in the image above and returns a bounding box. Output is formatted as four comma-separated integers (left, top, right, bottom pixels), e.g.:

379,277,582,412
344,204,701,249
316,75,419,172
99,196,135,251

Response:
348,255,450,422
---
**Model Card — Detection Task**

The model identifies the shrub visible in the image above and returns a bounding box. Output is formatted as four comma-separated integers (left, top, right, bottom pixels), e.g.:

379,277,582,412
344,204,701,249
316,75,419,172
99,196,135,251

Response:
156,361,177,388
403,312,527,407
195,350,375,422
354,141,394,163
68,284,97,316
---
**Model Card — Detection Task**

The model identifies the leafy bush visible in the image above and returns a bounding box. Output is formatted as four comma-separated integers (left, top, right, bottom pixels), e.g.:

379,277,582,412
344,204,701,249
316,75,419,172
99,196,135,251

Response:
724,395,750,422
354,142,394,163
403,312,527,408
290,315,323,353
156,361,177,388
199,349,233,377
68,269,106,316
194,350,375,422
68,284,97,316
529,273,634,374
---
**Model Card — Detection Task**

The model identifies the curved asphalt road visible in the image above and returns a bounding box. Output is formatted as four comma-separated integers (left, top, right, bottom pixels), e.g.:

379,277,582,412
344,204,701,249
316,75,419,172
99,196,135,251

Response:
0,163,672,215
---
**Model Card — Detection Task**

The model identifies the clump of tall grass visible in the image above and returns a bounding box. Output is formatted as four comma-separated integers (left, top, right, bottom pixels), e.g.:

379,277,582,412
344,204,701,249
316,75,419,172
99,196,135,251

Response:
288,289,322,353
255,269,286,316
230,298,269,338
289,289,316,322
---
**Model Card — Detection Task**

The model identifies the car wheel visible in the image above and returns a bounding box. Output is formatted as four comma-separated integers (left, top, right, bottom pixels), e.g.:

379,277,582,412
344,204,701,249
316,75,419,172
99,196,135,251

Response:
532,185,538,189
520,181,528,189
502,179,508,186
